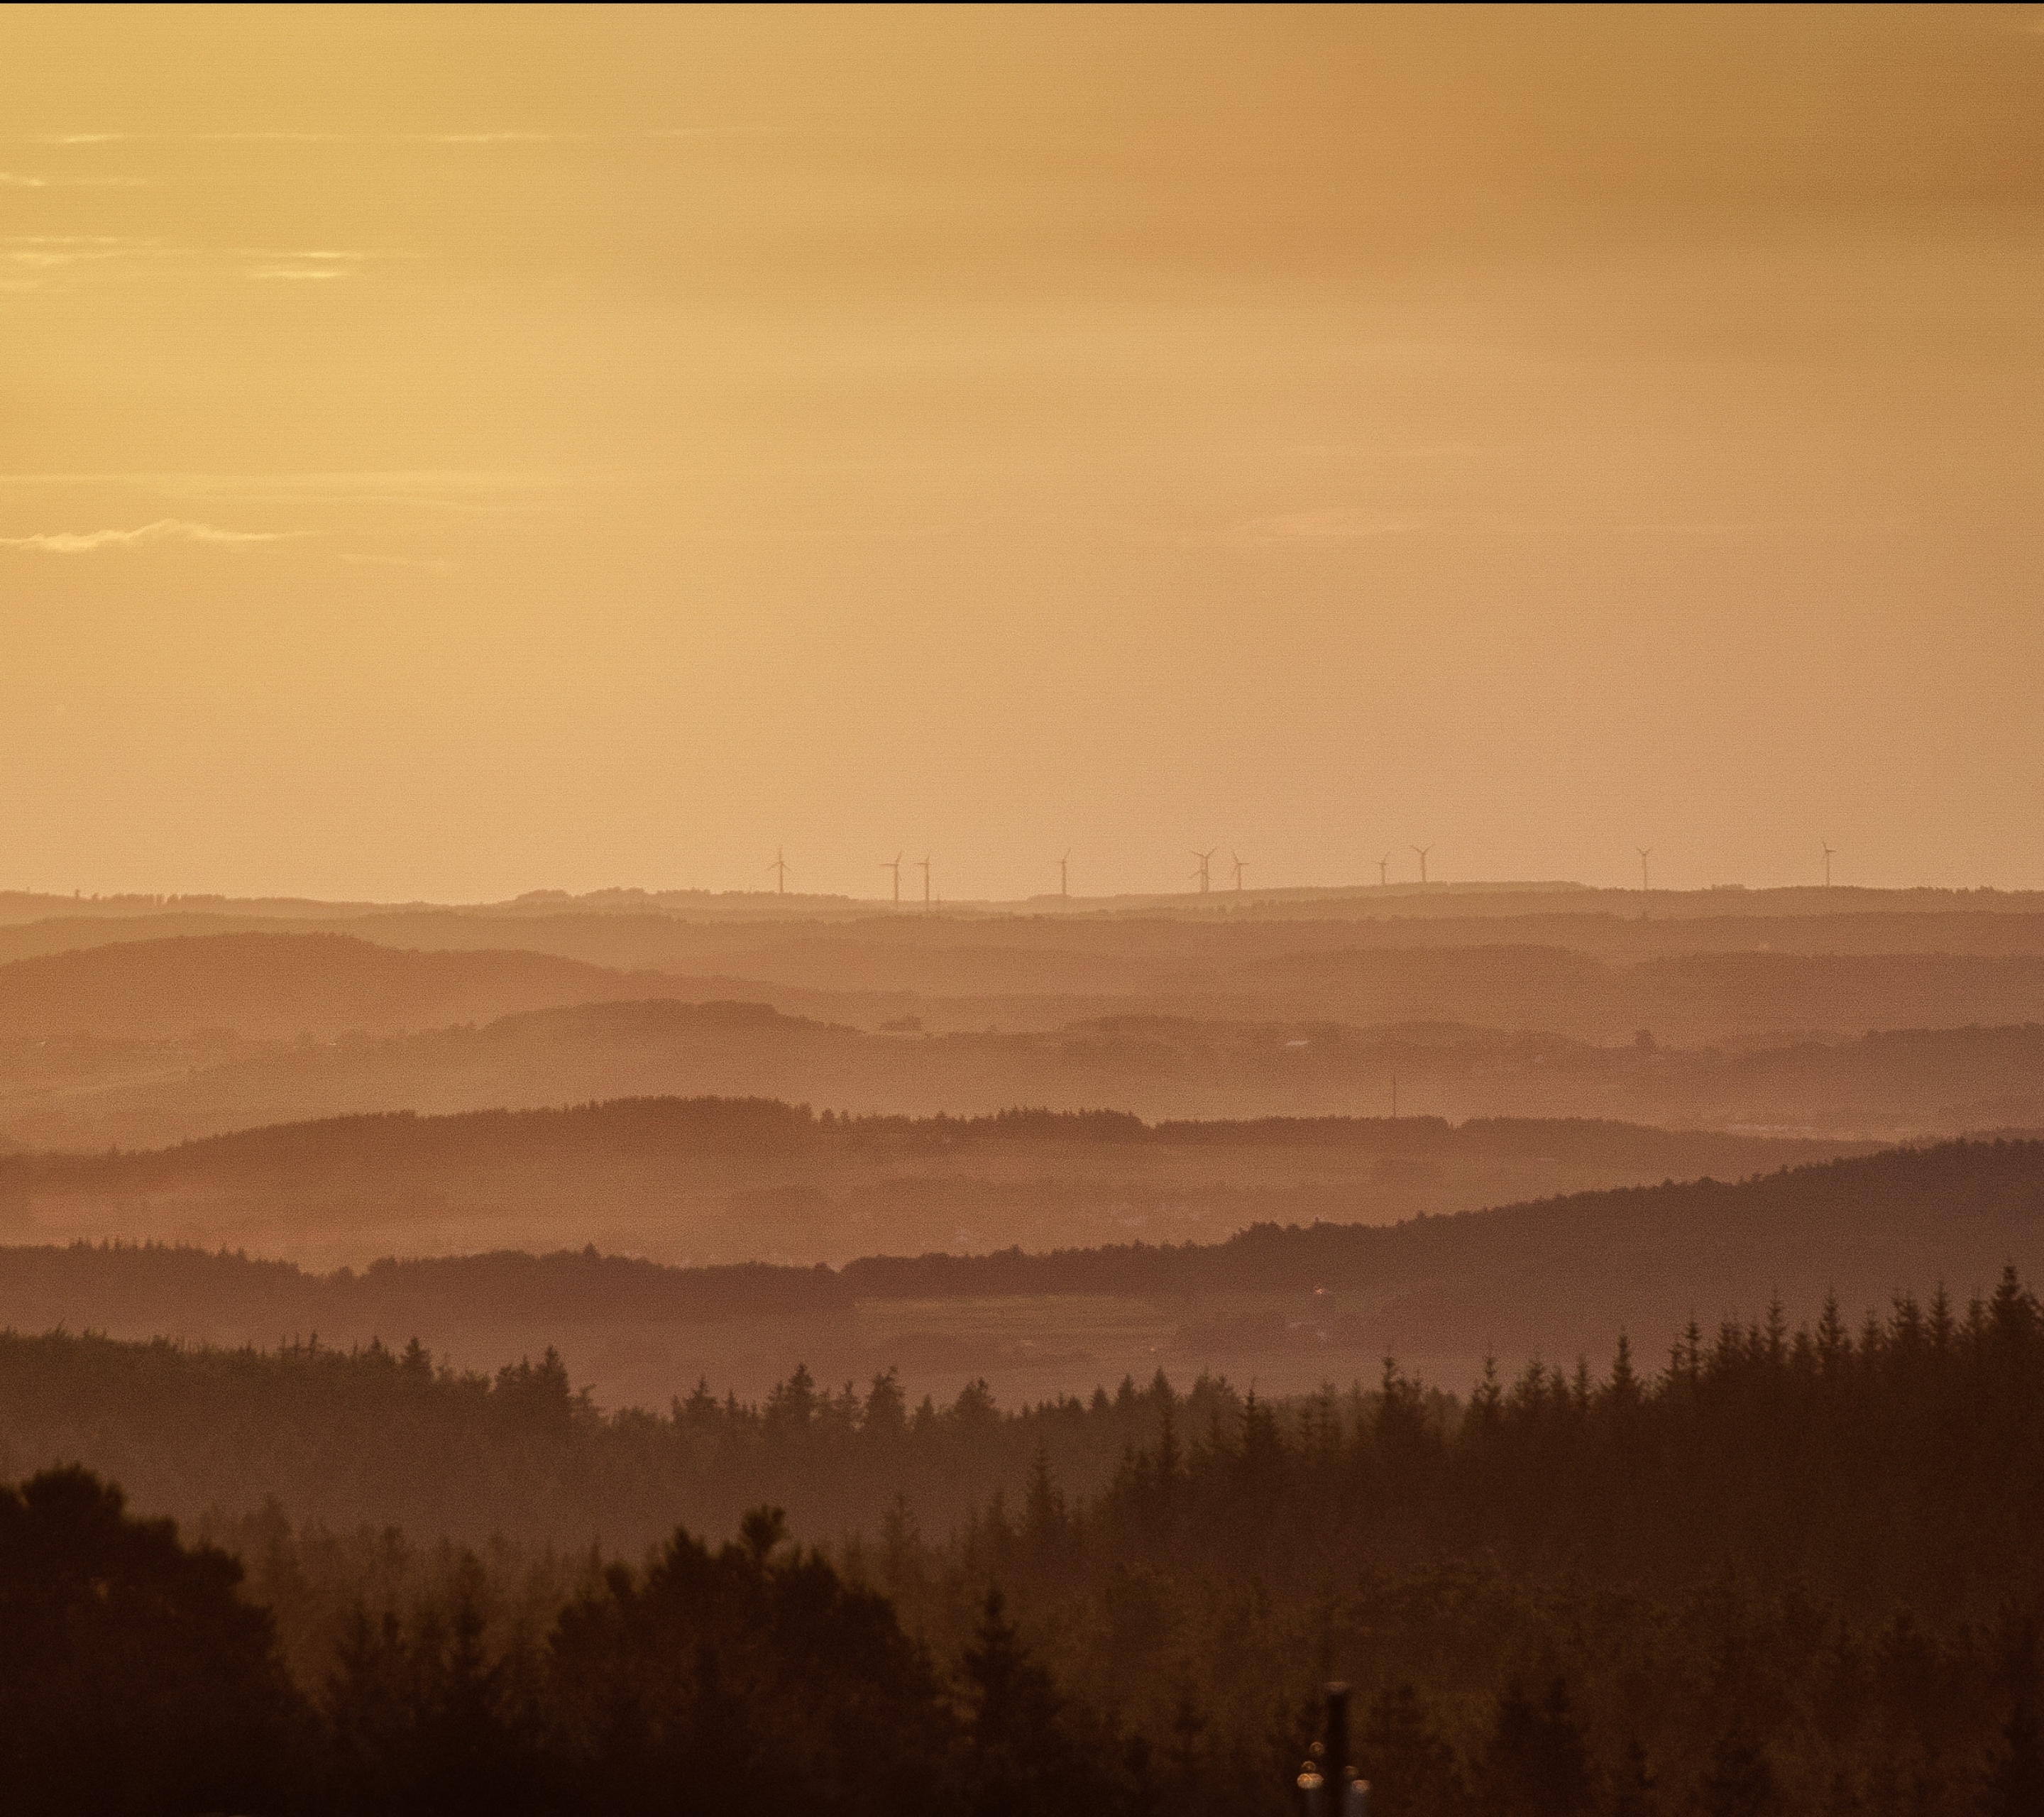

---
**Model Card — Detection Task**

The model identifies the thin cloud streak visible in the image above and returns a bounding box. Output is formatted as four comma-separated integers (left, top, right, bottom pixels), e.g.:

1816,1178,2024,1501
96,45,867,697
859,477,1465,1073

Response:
0,519,304,553
13,128,733,147
0,171,145,187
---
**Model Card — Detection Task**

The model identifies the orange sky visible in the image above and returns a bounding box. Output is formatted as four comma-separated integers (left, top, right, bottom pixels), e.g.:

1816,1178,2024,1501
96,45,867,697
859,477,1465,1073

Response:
3,5,2041,901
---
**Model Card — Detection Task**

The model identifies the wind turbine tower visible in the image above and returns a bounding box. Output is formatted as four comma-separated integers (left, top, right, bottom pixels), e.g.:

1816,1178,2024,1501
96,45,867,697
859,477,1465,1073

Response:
1191,848,1216,894
1412,845,1432,886
881,852,901,904
1378,853,1390,888
918,854,932,908
1231,850,1247,891
1823,843,1835,889
1059,851,1070,901
1638,847,1652,892
767,847,789,894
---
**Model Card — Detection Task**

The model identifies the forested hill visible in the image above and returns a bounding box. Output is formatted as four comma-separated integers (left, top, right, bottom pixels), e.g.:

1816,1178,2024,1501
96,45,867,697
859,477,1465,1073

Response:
1,1139,2036,1366
0,930,686,1041
845,1136,2044,1352
846,1134,2044,1297
2,1095,1859,1187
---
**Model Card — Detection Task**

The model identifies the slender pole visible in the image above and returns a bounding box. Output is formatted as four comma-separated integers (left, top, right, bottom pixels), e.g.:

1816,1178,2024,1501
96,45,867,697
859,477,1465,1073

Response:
1325,1683,1353,1816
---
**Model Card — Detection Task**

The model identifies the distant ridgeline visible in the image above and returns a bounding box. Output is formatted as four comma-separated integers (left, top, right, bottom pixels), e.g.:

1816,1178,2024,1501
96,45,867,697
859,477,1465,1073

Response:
0,1136,2037,1341
0,1092,1868,1187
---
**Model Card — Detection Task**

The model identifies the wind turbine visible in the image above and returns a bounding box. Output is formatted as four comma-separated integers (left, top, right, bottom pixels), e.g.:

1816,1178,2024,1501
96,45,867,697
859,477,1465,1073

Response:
1411,845,1432,886
1823,843,1835,889
1190,848,1216,894
918,854,932,908
766,847,789,894
1638,847,1653,892
1378,853,1390,888
881,852,901,904
1059,851,1070,901
1231,850,1247,891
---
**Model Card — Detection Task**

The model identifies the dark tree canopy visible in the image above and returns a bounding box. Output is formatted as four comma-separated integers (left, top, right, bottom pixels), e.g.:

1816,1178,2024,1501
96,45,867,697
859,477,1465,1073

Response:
0,1466,301,1817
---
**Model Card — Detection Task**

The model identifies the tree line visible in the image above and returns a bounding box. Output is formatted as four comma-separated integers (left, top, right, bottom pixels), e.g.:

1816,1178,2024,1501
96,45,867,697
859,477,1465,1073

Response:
5,1266,2041,1813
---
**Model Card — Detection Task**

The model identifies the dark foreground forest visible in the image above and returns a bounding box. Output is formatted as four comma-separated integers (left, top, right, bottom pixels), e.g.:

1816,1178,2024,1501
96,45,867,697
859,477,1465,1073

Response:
4,1266,2041,1816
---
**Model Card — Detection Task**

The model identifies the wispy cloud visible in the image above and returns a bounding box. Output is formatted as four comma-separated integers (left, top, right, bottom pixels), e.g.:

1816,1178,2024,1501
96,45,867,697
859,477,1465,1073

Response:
245,250,372,281
16,131,342,146
0,171,146,188
13,128,731,147
0,236,388,288
0,519,303,553
3,234,158,265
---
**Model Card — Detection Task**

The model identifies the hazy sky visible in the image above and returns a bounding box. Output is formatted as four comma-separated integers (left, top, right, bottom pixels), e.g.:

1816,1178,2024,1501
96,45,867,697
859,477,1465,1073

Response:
4,5,2041,901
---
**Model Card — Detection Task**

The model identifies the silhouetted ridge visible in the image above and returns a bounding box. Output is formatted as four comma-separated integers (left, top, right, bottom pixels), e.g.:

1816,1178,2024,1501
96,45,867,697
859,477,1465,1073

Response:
0,929,685,1041
10,1096,820,1185
4,1138,2038,1340
838,1136,2044,1296
0,1239,845,1327
0,1096,1872,1186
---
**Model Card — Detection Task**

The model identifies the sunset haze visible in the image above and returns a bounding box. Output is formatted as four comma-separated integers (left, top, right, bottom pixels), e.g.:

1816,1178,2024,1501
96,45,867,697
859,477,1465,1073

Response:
4,4,2041,900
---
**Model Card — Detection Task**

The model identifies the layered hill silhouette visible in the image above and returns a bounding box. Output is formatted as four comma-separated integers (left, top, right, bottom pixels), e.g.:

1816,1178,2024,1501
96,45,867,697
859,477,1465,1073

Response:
0,931,695,1042
4,987,2040,1155
6,916,2044,1049
0,1094,1872,1273
1,1138,2034,1410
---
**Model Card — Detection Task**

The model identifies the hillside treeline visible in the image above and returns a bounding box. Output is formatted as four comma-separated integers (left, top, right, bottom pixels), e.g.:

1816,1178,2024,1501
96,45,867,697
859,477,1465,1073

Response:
0,1324,1190,1546
7,1135,2037,1321
843,1136,2044,1298
13,998,2044,1158
0,1095,1853,1187
877,1266,2044,1817
8,1268,2043,1815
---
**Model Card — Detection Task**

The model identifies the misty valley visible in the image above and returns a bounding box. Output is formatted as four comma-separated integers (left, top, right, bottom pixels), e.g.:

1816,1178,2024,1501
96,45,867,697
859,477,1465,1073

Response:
2,885,2042,1816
